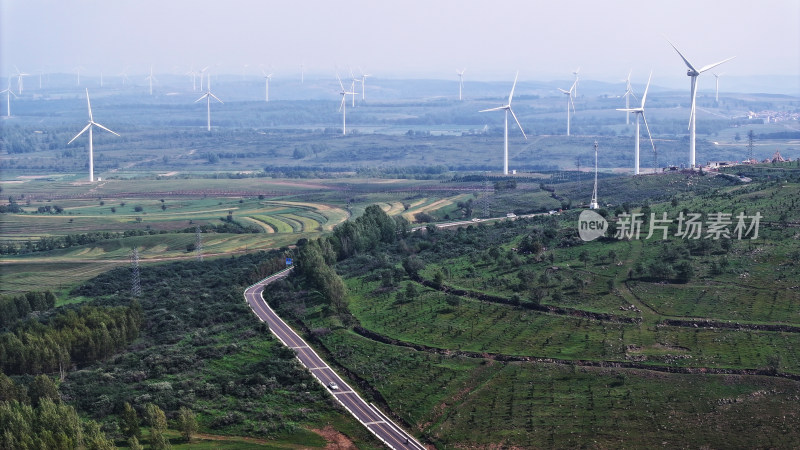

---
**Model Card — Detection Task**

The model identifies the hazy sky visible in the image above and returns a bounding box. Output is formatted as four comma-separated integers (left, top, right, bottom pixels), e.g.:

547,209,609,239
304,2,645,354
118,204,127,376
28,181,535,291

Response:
2,0,798,85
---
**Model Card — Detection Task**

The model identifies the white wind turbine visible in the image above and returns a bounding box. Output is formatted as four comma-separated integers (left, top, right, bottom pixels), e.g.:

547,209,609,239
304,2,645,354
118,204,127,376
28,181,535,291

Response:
359,68,371,101
558,80,577,136
1,80,17,117
118,67,130,86
199,66,209,91
479,72,527,175
145,66,157,95
457,69,465,100
713,72,724,103
67,89,120,182
186,66,199,91
337,73,357,135
74,66,84,86
572,67,580,98
195,73,223,131
261,68,273,102
621,70,637,125
617,72,656,175
13,66,30,94
349,68,359,107
666,38,735,168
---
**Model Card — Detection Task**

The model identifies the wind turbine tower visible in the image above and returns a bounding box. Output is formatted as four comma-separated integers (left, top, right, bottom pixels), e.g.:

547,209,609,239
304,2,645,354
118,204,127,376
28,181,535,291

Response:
261,69,273,102
145,66,156,95
590,141,599,209
713,72,724,103
13,66,29,94
337,74,357,135
457,69,465,100
479,72,527,175
617,72,656,175
558,80,577,136
67,89,120,182
360,69,371,101
195,73,223,131
572,67,580,97
622,70,636,125
667,38,734,169
1,80,17,117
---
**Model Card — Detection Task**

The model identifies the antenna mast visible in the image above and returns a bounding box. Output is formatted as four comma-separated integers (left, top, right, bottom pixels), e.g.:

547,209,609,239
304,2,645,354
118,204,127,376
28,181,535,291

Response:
590,141,599,210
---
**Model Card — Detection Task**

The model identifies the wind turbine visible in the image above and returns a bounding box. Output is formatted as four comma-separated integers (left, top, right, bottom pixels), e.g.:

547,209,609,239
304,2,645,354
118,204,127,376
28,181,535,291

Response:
145,66,156,95
67,89,120,182
13,66,30,94
558,80,577,136
337,73,357,135
479,72,527,175
359,68,371,101
666,38,735,168
457,69,465,100
300,63,305,84
195,73,223,131
261,68,273,102
617,72,656,175
118,67,130,86
621,70,637,125
349,68,359,107
713,72,724,103
74,66,84,86
199,66,209,91
1,80,17,117
572,67,580,98
186,66,199,91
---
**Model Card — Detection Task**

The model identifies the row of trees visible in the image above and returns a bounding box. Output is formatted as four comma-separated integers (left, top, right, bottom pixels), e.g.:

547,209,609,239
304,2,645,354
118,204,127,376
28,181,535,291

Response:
0,374,114,449
295,205,407,314
0,291,56,328
0,303,142,374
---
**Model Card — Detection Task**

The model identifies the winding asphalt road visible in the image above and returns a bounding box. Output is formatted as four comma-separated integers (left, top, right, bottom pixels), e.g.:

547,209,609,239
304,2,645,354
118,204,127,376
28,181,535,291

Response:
244,267,425,449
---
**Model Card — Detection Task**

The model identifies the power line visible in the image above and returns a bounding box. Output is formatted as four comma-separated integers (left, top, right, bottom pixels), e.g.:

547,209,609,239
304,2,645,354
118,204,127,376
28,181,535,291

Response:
195,225,203,261
130,247,141,297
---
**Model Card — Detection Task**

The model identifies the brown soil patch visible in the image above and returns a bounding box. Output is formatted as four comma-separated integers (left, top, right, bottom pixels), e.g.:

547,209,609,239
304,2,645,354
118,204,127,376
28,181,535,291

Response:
310,426,357,449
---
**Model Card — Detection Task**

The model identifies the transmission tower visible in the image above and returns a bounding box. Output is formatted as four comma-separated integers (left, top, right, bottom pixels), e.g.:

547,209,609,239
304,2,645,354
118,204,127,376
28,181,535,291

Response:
195,225,203,261
483,171,491,218
130,247,142,297
590,141,599,209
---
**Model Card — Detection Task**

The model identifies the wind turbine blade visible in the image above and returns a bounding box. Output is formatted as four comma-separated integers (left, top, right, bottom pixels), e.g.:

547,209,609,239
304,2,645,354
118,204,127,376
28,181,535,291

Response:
209,92,223,103
642,112,656,154
558,88,570,94
85,89,93,122
508,71,519,104
509,108,527,140
68,123,92,144
339,95,345,112
665,37,697,72
697,56,735,74
616,108,636,112
195,93,209,102
336,73,344,91
479,106,506,113
641,71,653,108
94,122,121,137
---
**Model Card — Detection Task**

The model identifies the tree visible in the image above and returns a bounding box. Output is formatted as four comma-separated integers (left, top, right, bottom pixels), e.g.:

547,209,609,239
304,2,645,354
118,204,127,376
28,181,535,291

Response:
177,406,198,443
144,403,169,450
432,270,444,289
120,402,141,439
128,436,144,450
28,375,59,407
579,250,590,268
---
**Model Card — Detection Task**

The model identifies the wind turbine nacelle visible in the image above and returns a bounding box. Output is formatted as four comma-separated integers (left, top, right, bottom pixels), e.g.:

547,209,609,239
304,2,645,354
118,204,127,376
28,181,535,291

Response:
687,69,699,77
